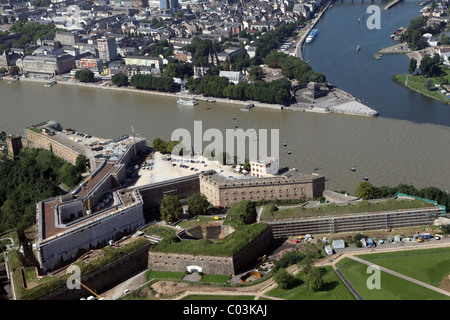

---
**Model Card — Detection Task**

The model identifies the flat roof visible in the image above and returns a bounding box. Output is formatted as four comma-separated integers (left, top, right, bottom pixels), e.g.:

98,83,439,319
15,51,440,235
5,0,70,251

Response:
201,170,322,187
40,189,139,242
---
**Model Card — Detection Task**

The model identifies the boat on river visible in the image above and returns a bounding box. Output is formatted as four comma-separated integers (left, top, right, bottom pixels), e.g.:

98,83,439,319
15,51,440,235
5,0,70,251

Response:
241,103,254,111
306,29,318,43
177,98,197,106
45,80,57,87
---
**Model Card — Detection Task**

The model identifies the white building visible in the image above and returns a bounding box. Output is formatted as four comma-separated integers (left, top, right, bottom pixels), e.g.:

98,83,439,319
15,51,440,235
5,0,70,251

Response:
219,70,243,84
332,239,345,250
250,157,279,177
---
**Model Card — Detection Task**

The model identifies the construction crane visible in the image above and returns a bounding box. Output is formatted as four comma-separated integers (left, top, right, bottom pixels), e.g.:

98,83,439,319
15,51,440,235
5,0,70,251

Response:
75,278,103,300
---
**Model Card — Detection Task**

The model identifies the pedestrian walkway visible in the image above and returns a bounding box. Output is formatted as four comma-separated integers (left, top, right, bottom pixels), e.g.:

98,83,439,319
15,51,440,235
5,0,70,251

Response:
334,267,363,300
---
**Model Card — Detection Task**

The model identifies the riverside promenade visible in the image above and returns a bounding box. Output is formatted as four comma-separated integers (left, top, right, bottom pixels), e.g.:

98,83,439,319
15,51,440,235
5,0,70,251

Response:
296,3,331,61
7,65,378,117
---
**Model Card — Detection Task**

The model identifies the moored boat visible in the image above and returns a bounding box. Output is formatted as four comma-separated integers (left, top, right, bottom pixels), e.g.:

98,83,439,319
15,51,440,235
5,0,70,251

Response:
306,29,318,44
177,98,197,106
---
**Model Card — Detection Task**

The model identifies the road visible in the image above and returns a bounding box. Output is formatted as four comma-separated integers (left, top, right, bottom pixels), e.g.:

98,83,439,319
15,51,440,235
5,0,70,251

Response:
100,269,148,300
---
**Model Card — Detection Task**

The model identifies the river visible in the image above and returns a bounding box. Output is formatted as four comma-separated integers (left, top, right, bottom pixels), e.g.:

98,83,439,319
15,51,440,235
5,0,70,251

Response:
0,0,449,194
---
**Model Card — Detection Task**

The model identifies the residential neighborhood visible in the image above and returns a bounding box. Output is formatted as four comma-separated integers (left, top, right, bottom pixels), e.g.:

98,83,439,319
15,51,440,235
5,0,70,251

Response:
0,0,322,79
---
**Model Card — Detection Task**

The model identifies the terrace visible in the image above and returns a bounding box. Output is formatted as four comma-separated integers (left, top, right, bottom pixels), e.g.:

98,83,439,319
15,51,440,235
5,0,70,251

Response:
260,198,437,222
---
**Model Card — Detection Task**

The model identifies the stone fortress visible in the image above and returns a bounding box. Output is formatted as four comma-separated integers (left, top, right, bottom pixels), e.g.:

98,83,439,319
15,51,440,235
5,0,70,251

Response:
15,121,445,276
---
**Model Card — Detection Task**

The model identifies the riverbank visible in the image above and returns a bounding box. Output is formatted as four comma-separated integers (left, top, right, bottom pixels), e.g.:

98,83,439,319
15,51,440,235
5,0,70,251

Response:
296,2,331,61
383,0,402,10
375,43,412,60
392,73,450,104
5,73,378,117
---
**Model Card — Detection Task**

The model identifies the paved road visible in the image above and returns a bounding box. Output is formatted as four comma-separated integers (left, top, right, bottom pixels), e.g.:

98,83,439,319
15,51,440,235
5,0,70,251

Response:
100,269,148,300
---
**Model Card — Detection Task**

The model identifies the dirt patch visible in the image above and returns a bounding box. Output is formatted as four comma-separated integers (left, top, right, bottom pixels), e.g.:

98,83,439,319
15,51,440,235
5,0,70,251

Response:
151,281,189,296
439,275,450,293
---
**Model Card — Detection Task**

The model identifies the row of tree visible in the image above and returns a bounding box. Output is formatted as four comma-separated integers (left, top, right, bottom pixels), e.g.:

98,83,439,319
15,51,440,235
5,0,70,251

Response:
129,73,176,92
186,75,292,104
355,181,450,209
264,50,326,84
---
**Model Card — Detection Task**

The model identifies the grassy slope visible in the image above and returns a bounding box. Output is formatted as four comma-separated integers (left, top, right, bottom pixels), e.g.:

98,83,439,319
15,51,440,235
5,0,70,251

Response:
336,257,450,300
266,266,356,300
355,247,450,287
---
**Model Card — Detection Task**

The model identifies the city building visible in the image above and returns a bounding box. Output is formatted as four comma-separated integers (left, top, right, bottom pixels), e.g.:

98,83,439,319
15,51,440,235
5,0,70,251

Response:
97,37,118,63
124,55,163,71
76,58,104,73
250,157,279,177
219,70,243,84
16,54,75,76
55,31,80,46
160,0,178,10
200,170,325,207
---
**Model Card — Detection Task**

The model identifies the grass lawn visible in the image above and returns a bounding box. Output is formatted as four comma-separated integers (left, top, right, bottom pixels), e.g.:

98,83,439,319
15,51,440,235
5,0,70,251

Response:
177,216,219,230
265,266,356,300
355,247,450,288
261,198,433,221
392,70,450,104
200,274,231,284
336,258,450,300
146,270,185,281
142,224,177,238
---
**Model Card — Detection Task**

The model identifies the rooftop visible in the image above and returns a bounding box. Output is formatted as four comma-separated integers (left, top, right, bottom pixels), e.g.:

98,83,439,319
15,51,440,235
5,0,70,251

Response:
200,169,323,188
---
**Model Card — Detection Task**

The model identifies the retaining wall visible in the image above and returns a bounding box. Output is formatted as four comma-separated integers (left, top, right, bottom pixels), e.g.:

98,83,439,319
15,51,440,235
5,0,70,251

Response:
266,207,443,238
41,240,151,300
148,226,273,275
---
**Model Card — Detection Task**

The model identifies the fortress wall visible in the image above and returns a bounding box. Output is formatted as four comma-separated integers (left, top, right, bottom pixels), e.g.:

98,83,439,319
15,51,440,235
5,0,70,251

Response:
24,129,80,165
137,174,200,209
39,203,145,272
148,225,273,276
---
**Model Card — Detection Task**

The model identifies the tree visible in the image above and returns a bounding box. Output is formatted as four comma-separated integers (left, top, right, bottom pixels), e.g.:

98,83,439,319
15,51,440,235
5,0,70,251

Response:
187,193,210,217
111,72,128,87
152,138,168,153
419,54,441,78
248,66,263,82
424,79,434,91
160,195,183,223
298,253,314,274
274,268,295,289
306,267,324,291
355,181,374,200
75,154,88,173
408,58,417,74
9,66,19,76
75,70,94,82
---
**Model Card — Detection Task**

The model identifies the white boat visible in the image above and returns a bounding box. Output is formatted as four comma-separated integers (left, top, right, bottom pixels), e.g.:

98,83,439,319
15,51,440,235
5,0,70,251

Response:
356,45,360,52
306,29,318,44
177,98,197,106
